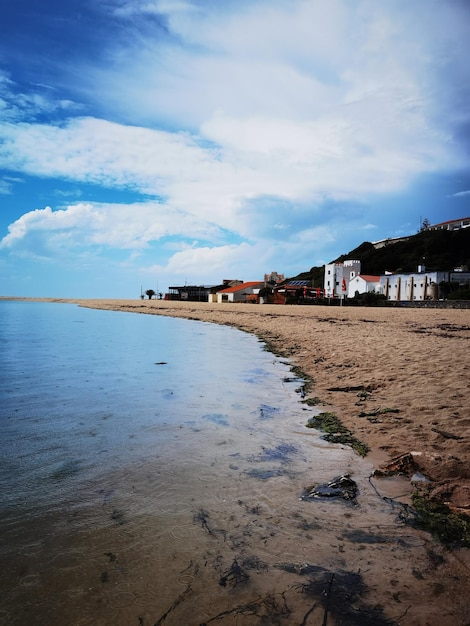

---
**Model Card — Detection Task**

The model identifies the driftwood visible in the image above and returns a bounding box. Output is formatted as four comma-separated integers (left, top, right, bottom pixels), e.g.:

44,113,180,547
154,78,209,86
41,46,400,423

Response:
373,453,416,477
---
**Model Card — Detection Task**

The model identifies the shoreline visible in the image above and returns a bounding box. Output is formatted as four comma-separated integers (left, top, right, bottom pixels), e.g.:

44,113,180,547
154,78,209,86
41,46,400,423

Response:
5,297,470,513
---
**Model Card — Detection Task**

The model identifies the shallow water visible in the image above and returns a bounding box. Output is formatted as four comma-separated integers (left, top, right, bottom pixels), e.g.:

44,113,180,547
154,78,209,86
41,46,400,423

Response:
0,302,466,625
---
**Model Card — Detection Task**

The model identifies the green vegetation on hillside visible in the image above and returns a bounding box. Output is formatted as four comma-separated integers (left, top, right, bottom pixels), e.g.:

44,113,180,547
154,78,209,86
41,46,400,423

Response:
290,227,470,285
336,229,470,274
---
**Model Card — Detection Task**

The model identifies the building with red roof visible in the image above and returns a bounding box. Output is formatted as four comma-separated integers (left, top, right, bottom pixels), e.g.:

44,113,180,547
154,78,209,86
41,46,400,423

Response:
215,281,265,303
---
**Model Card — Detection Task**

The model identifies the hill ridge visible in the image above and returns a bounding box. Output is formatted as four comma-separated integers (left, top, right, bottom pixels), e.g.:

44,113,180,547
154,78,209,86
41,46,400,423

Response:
291,228,470,286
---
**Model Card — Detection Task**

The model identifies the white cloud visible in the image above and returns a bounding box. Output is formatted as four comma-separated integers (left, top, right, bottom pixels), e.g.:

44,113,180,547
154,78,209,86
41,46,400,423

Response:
83,0,470,137
145,239,286,284
1,0,470,292
0,70,80,122
2,0,460,222
114,0,198,18
163,242,254,274
0,201,225,255
451,190,470,198
0,175,22,194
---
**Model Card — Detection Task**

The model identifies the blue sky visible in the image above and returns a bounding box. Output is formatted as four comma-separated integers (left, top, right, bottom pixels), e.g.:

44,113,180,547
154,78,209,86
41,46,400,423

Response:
1,0,470,298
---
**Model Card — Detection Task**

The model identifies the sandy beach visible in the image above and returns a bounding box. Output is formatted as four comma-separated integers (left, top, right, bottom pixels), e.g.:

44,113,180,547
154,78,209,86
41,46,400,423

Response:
65,298,470,514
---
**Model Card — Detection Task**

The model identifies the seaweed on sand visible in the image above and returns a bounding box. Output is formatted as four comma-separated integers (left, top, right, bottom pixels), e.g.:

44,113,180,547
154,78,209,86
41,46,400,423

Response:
403,490,470,548
301,396,324,406
306,412,369,457
218,559,250,588
217,556,269,588
258,404,280,420
243,467,289,480
257,443,299,464
290,364,315,395
358,407,400,418
275,564,398,626
193,509,226,539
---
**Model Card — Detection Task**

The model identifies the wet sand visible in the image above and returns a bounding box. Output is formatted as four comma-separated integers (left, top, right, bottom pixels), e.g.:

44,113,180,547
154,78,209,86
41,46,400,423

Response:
4,297,470,625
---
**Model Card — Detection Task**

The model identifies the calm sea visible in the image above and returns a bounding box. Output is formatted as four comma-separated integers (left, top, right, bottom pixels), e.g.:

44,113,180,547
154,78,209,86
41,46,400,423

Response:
0,301,417,626
0,301,303,517
0,301,317,624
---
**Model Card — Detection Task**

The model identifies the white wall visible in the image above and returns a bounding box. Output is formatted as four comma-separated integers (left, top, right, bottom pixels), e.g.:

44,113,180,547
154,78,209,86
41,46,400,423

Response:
380,272,443,301
324,260,361,297
348,276,379,298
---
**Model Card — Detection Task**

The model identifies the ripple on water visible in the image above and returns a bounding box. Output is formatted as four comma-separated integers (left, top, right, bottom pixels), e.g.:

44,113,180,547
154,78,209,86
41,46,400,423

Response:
168,524,208,541
105,591,137,609
157,501,193,515
74,617,111,626
20,540,44,558
19,573,40,587
63,587,86,599
196,471,222,482
177,573,196,585
133,591,158,607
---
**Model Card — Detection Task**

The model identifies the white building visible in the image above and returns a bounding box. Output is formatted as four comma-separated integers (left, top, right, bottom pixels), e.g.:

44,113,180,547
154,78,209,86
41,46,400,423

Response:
325,259,470,301
324,260,361,298
379,270,470,301
425,217,470,232
348,275,381,298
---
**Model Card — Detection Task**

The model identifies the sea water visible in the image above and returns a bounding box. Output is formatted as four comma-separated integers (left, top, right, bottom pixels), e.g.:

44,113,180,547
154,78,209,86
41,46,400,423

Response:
0,301,303,514
0,301,429,626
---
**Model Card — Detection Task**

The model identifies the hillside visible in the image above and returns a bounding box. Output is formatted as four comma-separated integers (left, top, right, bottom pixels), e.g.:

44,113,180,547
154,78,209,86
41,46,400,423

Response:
292,227,470,286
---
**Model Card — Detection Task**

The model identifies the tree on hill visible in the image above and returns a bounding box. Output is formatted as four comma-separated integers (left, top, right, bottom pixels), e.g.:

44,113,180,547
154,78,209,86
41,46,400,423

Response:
420,217,431,231
145,289,156,299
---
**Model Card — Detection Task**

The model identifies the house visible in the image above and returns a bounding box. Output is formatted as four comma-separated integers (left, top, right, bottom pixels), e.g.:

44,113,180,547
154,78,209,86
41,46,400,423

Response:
424,217,470,232
324,260,361,298
215,281,265,303
348,275,381,298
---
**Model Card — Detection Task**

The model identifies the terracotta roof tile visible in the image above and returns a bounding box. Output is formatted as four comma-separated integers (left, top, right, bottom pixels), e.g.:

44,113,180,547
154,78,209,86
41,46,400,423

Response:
217,281,263,293
356,275,380,282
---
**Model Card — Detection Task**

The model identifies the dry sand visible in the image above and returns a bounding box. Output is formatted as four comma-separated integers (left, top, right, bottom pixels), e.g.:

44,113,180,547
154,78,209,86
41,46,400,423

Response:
67,298,470,513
